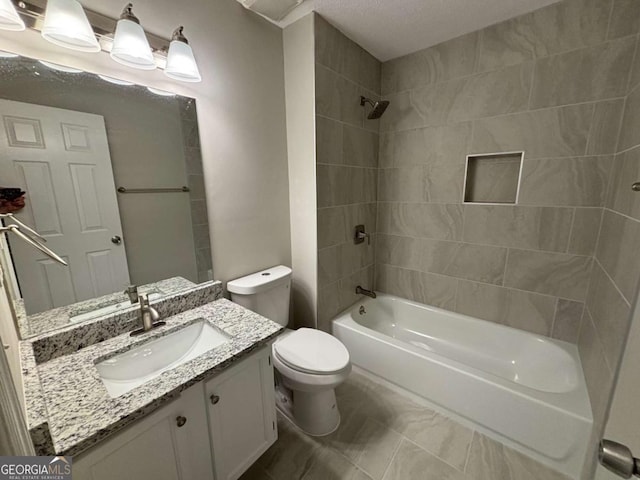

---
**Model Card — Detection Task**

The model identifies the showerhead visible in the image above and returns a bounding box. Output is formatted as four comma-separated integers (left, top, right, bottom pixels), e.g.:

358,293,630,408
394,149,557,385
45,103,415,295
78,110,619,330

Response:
360,96,390,120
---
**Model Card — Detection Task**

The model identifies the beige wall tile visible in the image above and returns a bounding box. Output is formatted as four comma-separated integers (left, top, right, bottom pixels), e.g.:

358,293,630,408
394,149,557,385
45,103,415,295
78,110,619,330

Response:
446,62,534,123
585,261,631,370
318,207,347,249
476,0,612,72
381,32,479,95
378,203,464,240
316,116,343,165
471,104,593,159
379,123,472,169
317,165,377,208
530,37,635,109
462,205,573,252
567,208,602,255
518,156,612,207
377,235,507,285
455,280,556,336
607,0,640,40
552,299,584,343
586,99,625,155
375,264,457,309
315,14,381,94
578,310,616,425
343,125,379,168
607,146,640,221
618,81,640,151
596,209,640,302
504,249,592,301
318,241,374,287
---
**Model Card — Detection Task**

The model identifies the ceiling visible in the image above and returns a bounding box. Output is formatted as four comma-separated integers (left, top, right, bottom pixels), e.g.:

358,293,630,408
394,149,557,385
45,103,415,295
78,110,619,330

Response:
289,0,561,62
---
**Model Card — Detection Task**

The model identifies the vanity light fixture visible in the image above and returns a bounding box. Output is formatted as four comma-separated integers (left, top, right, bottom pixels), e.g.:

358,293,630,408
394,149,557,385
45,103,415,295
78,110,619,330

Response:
164,26,201,83
147,86,175,96
0,0,25,31
97,74,135,86
2,0,202,81
41,0,100,52
110,3,155,70
38,60,83,73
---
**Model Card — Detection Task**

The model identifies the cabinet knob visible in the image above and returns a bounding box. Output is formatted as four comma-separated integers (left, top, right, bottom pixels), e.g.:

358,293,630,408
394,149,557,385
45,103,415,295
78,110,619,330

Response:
176,415,187,427
210,394,220,405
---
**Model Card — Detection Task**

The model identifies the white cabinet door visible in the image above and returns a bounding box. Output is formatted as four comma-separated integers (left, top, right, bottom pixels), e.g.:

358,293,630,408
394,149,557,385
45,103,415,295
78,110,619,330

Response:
205,346,277,480
73,384,213,480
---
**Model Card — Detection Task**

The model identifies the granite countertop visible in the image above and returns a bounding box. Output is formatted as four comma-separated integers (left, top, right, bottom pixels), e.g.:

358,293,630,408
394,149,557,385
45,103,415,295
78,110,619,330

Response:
23,298,283,457
24,277,196,338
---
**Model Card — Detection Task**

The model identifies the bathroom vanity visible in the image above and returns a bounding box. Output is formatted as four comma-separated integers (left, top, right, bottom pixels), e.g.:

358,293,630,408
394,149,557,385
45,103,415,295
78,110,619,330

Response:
73,347,276,480
19,282,283,480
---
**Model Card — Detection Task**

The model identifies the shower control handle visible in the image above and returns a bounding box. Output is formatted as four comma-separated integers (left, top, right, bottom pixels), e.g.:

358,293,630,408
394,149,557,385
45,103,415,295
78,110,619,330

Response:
354,225,370,245
599,439,640,478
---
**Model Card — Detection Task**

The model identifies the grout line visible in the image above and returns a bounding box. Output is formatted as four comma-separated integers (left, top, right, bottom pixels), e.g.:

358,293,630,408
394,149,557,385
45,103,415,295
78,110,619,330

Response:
583,303,616,376
526,57,536,111
463,430,475,474
400,434,469,474
385,35,638,99
377,262,584,304
376,199,606,209
585,99,599,156
594,256,632,307
375,232,594,259
566,207,577,254
501,248,510,287
550,297,561,338
614,136,640,157
379,437,403,480
603,206,640,224
605,0,616,40
381,89,627,129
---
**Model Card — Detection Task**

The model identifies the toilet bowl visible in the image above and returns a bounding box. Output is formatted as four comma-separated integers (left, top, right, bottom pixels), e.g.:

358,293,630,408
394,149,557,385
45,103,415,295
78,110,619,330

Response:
227,266,352,436
271,328,351,435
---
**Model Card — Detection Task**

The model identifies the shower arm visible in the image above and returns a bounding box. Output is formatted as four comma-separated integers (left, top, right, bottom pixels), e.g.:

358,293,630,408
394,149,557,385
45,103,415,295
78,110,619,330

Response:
0,225,68,266
360,96,375,107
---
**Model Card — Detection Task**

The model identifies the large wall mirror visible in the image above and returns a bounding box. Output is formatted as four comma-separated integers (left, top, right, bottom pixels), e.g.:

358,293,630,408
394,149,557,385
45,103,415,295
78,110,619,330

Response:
0,53,211,339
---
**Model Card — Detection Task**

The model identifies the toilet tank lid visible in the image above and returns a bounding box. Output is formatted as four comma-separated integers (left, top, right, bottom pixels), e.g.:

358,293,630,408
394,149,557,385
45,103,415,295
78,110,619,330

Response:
227,265,292,295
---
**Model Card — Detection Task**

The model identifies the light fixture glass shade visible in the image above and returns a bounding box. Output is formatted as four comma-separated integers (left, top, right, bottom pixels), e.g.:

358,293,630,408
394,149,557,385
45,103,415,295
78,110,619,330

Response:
41,0,100,52
165,40,201,82
110,18,155,70
0,0,25,31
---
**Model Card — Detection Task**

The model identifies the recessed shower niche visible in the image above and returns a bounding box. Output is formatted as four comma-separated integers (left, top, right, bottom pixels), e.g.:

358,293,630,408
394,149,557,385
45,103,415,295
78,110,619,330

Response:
463,152,524,204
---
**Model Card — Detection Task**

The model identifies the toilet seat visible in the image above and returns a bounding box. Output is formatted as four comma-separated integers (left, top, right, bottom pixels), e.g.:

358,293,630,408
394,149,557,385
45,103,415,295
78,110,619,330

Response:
273,328,350,375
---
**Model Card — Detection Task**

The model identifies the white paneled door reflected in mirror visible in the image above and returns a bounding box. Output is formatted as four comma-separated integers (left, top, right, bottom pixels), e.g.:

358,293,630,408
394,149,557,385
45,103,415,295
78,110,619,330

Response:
0,54,211,339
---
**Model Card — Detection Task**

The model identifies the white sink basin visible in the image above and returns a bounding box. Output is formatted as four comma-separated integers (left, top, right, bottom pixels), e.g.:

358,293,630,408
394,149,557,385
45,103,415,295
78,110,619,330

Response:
96,320,229,397
70,293,163,324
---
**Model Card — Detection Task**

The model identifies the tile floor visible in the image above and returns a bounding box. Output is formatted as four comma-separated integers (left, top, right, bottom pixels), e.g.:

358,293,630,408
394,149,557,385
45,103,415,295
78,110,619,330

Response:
241,370,573,480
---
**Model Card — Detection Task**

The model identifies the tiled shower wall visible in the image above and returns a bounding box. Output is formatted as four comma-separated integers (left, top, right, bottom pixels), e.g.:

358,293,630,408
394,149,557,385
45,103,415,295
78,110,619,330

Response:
315,15,382,332
376,0,637,341
578,9,640,477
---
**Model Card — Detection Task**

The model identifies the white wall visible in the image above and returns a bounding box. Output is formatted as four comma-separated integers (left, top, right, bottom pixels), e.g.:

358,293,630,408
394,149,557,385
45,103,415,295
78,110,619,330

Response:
0,0,292,287
283,14,317,328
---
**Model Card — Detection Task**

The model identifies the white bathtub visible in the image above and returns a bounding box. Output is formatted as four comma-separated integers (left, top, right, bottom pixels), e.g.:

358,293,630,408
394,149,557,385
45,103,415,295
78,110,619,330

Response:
332,293,592,479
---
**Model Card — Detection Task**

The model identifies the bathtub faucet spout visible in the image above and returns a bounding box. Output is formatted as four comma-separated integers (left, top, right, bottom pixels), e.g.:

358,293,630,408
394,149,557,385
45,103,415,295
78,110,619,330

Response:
356,285,377,299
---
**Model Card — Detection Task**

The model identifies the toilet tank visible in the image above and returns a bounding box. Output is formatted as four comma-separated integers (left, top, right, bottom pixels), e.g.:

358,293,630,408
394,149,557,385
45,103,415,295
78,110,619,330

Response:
227,265,292,327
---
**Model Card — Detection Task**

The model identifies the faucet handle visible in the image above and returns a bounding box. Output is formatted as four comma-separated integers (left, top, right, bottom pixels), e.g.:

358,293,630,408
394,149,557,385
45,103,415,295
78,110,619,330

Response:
124,285,139,304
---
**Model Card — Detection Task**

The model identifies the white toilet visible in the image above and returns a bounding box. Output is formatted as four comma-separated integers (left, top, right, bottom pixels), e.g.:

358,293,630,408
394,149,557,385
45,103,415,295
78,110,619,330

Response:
227,265,351,436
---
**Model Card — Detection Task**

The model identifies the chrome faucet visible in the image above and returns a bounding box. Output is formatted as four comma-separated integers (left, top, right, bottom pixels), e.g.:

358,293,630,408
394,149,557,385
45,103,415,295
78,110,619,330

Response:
130,294,164,336
356,285,376,299
124,285,139,304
